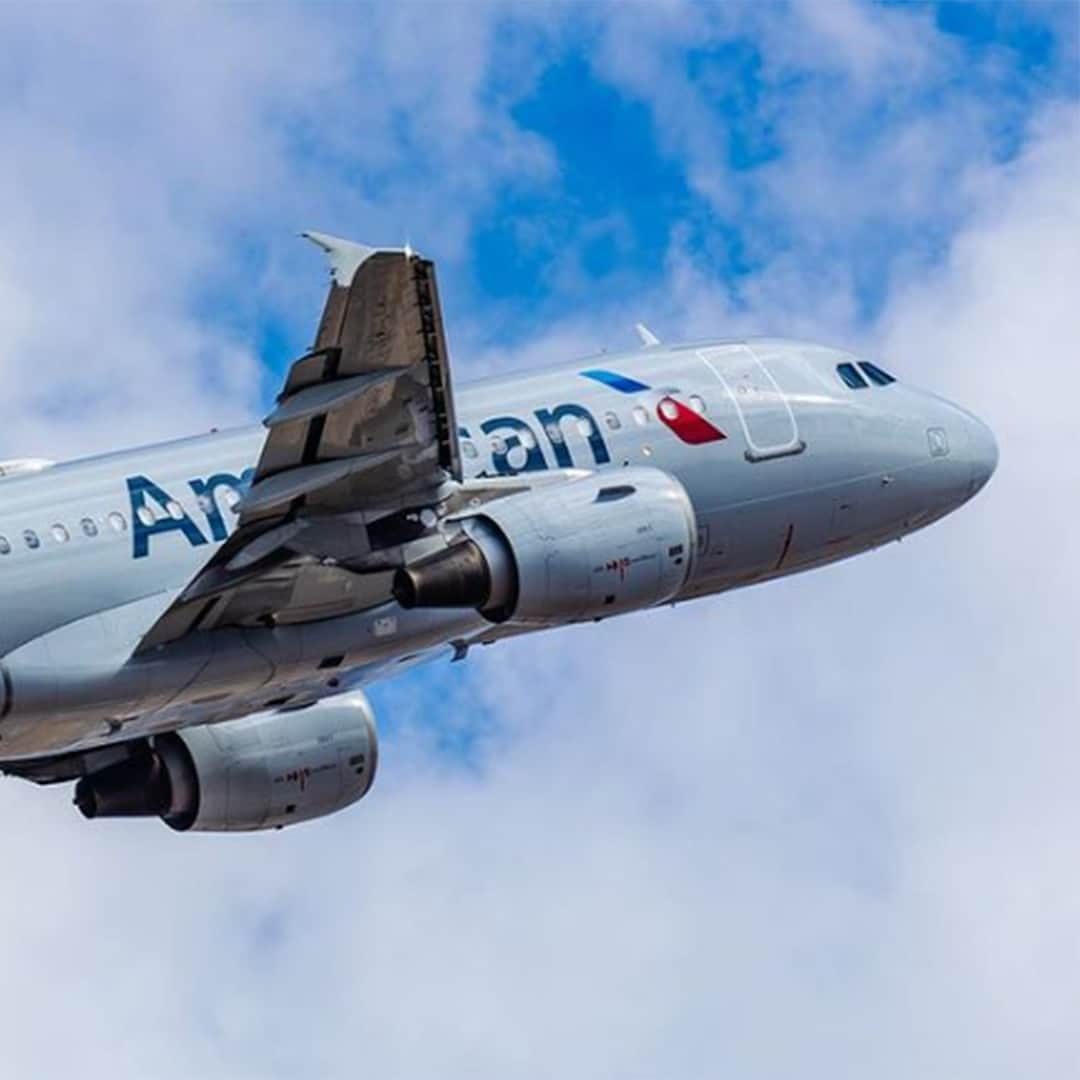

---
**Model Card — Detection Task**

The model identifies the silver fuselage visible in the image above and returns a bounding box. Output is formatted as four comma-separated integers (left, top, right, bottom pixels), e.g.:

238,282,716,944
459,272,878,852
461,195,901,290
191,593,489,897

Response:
0,339,997,759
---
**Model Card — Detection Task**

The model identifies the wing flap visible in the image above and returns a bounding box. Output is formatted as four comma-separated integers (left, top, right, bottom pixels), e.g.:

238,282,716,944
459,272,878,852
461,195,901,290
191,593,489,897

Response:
238,450,400,517
267,369,406,427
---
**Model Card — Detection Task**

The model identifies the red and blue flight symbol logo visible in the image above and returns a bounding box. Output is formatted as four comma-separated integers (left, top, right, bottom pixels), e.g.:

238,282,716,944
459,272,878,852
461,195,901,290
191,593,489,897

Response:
580,368,727,445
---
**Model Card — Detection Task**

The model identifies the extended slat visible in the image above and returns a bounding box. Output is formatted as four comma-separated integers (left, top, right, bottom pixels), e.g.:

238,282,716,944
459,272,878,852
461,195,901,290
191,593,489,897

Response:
411,257,461,480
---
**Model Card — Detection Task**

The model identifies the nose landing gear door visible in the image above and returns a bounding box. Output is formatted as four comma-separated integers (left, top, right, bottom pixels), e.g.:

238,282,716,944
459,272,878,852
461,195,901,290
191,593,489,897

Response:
698,345,805,462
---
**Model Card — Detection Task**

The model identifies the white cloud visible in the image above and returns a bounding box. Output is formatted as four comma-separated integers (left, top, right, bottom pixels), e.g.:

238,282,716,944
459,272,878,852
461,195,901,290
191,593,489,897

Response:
589,0,1061,284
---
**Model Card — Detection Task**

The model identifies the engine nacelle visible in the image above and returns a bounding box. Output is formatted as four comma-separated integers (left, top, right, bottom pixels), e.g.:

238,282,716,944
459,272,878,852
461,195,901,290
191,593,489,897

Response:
394,467,696,626
74,693,377,832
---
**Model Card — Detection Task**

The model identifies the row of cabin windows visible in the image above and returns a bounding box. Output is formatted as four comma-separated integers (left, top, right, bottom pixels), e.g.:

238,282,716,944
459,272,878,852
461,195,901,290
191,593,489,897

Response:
459,394,709,460
0,492,241,556
0,513,126,554
836,361,897,390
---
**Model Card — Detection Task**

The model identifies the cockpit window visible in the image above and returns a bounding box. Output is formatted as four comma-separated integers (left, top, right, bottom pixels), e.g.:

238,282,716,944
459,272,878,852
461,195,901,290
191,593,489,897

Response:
836,362,868,390
859,361,896,386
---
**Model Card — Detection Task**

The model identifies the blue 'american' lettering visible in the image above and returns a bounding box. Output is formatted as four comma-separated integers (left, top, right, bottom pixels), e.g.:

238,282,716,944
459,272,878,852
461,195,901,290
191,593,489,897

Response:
127,402,609,557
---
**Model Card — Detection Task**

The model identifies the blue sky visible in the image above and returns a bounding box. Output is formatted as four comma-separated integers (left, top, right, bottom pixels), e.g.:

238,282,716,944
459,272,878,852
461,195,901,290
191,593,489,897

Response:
462,3,1077,332
0,3,1078,1077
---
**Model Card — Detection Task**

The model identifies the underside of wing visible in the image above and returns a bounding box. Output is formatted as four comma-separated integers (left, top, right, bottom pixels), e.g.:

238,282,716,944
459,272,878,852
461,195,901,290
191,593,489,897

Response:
137,233,462,651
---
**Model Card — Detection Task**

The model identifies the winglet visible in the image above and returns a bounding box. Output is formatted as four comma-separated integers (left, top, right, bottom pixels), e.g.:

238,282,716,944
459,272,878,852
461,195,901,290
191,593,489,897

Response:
634,322,661,347
301,231,378,288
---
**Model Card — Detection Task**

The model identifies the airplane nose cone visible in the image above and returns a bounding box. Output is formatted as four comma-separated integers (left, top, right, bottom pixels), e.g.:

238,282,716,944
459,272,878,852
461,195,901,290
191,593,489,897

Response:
966,413,999,497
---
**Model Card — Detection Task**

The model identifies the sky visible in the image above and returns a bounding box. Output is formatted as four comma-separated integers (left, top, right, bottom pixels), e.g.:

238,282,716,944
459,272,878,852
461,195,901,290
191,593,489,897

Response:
0,2,1077,1077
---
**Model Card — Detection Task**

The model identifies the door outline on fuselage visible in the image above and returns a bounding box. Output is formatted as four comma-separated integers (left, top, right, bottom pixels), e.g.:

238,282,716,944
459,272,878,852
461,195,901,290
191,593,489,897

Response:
698,345,806,462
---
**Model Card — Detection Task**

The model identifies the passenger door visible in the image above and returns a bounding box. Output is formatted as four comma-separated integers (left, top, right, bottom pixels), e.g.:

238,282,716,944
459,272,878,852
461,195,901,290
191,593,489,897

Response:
698,345,804,461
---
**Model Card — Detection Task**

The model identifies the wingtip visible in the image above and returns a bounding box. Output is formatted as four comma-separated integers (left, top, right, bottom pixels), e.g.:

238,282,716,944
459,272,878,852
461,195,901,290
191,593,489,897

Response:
301,230,377,287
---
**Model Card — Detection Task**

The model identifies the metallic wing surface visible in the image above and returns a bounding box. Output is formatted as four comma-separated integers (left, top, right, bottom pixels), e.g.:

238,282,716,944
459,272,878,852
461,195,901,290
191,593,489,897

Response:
137,233,461,650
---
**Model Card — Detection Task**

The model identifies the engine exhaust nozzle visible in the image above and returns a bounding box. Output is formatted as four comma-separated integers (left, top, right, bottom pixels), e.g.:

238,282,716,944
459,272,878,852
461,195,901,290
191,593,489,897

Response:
392,539,493,610
393,522,518,622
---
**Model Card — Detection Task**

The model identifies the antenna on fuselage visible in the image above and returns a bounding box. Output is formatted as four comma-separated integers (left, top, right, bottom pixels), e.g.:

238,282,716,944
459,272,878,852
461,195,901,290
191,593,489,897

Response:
634,322,661,347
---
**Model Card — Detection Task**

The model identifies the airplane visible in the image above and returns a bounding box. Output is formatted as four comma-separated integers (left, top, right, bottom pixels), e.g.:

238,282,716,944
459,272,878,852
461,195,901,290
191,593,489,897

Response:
0,232,998,832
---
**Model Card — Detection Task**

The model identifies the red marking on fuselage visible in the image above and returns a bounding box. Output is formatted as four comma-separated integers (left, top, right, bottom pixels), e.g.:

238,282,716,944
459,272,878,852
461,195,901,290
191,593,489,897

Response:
656,396,727,444
605,557,631,581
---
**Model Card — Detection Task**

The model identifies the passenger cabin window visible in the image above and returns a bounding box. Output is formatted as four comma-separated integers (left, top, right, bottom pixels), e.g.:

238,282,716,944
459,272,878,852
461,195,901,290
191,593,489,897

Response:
837,362,869,390
688,394,707,415
632,405,650,426
462,439,478,460
0,536,10,555
81,518,98,538
23,529,40,550
136,506,156,528
604,411,621,431
108,512,127,533
51,524,69,544
859,361,896,386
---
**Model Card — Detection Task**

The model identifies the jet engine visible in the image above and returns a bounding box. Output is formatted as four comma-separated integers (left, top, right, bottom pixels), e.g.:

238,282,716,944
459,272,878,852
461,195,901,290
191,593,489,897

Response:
74,693,377,832
394,466,696,626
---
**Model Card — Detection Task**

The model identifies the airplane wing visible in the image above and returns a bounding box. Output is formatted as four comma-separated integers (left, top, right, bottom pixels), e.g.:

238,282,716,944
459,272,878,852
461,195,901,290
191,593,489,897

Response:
136,232,462,651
